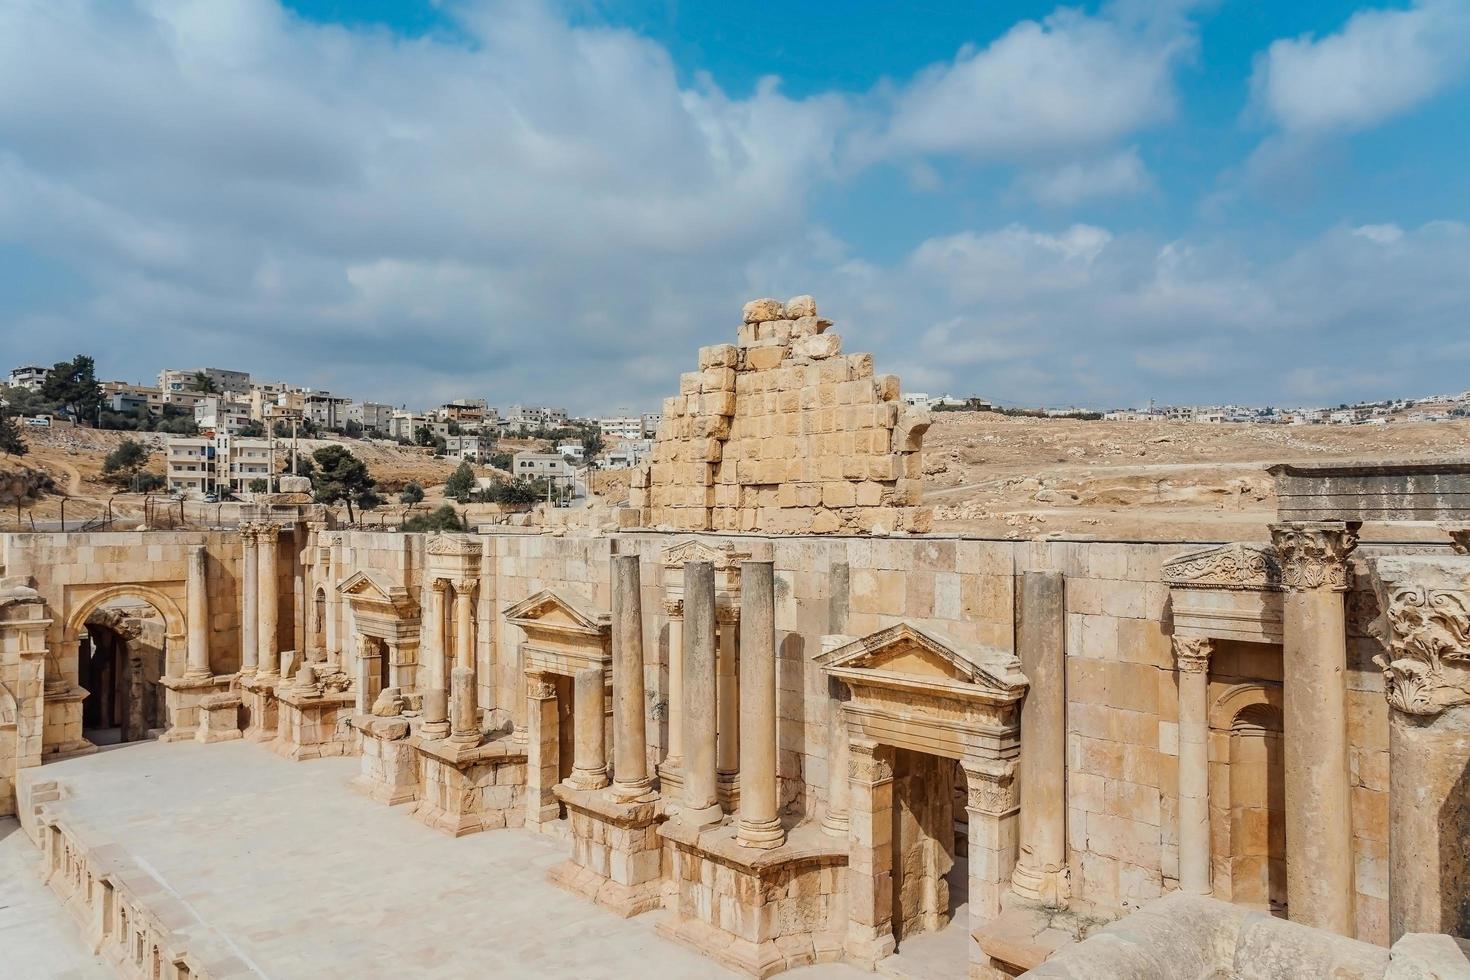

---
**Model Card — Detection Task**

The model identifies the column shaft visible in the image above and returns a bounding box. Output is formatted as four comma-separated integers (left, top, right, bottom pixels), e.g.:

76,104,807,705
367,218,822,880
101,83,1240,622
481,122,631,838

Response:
449,664,479,745
822,703,850,836
1272,521,1358,936
680,561,720,824
430,584,447,689
256,527,280,679
737,560,782,848
1174,637,1213,895
660,607,684,787
610,554,653,801
239,530,258,675
185,545,211,678
716,613,740,807
454,583,474,672
569,666,609,789
1010,570,1069,906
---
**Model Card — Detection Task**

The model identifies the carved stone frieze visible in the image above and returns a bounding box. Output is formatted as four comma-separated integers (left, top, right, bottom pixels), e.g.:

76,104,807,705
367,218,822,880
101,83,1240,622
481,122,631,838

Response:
1164,543,1283,591
1269,522,1360,592
1371,556,1470,716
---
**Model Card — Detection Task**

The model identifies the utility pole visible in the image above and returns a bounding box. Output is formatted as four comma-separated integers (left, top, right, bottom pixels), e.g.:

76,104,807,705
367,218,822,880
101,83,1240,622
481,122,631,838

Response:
291,416,299,476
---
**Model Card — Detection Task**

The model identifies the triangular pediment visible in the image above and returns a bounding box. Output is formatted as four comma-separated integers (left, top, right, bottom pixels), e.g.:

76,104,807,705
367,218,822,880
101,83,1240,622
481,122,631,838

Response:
819,623,1027,700
661,538,750,570
503,589,610,635
1165,543,1282,591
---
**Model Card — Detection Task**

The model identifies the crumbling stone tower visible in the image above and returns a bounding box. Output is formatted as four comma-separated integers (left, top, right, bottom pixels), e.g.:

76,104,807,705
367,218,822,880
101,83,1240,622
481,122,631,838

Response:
631,295,931,534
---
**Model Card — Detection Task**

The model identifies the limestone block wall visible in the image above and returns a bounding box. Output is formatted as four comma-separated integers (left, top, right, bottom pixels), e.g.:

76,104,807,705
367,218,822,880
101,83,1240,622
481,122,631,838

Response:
632,296,932,535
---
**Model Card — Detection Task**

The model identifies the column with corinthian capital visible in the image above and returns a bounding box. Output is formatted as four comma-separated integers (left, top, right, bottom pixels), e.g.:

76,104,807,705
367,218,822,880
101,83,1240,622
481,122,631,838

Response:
239,525,259,677
1173,635,1214,895
1270,520,1359,935
256,524,281,682
1370,553,1470,942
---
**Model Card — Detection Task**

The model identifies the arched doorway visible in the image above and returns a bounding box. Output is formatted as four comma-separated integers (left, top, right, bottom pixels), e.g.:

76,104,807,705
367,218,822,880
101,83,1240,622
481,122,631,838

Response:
78,603,166,746
1211,682,1286,915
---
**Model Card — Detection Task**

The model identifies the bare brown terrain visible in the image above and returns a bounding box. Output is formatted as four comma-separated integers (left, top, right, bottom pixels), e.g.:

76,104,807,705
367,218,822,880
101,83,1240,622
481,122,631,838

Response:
924,412,1470,542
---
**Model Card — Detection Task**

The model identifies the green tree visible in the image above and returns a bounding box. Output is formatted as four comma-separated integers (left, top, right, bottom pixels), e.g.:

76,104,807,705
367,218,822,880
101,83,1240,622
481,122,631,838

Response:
414,425,434,447
40,355,102,423
488,451,513,471
399,481,425,508
343,419,364,438
249,478,268,493
581,430,604,458
310,444,378,523
102,438,150,488
0,409,28,457
189,371,218,393
402,504,467,533
444,461,476,503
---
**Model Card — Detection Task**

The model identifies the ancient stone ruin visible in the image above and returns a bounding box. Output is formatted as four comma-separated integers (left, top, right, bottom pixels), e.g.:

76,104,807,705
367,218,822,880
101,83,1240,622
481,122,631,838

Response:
632,295,932,534
1,304,1469,979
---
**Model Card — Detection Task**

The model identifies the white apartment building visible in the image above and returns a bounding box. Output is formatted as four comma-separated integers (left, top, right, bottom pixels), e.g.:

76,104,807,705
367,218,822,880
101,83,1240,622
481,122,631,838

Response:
444,435,486,462
304,391,349,430
512,451,571,480
165,438,215,496
504,404,568,429
599,417,644,441
601,439,651,469
194,395,254,436
557,440,585,461
214,435,274,494
159,367,251,397
8,365,50,392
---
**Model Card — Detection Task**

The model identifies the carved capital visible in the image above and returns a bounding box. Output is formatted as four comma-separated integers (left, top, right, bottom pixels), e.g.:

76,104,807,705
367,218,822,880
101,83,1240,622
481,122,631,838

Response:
1371,560,1470,716
1172,636,1213,674
848,739,893,783
1269,522,1359,592
451,578,478,598
527,671,557,700
1446,524,1470,556
963,757,1019,815
255,523,281,546
663,597,683,619
715,602,740,625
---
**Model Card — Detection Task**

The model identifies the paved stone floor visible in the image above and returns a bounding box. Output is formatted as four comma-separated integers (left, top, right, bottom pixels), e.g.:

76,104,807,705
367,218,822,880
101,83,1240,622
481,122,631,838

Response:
17,740,879,979
0,817,112,979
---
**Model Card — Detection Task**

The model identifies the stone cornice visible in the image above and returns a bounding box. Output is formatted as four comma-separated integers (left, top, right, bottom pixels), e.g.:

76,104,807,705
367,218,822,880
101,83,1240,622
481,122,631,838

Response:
1269,522,1360,592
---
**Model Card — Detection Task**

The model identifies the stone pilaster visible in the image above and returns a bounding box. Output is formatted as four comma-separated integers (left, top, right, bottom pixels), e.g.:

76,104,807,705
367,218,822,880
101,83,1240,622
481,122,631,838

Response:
1010,570,1070,907
1370,555,1470,941
1270,520,1359,935
184,545,211,679
736,560,782,849
526,671,561,826
845,737,896,967
679,561,721,826
354,634,382,715
964,756,1020,923
609,554,654,802
1172,635,1214,896
255,524,281,681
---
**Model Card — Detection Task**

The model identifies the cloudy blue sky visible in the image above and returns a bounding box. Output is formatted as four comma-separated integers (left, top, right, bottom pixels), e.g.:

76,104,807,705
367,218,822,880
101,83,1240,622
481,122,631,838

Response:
2,0,1468,413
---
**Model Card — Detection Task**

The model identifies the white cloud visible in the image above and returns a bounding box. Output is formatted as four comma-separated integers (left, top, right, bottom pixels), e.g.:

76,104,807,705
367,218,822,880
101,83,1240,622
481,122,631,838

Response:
1251,0,1470,134
871,6,1192,161
1014,147,1152,206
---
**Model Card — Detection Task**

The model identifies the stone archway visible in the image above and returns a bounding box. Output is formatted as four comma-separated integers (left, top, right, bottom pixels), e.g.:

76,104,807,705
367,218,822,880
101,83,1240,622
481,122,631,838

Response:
818,623,1028,975
1210,682,1286,913
79,605,162,745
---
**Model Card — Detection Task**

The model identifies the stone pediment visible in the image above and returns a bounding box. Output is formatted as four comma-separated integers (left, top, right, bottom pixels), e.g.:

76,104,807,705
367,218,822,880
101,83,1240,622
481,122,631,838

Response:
661,538,750,570
337,570,417,615
819,623,1027,704
1164,543,1282,592
503,590,611,636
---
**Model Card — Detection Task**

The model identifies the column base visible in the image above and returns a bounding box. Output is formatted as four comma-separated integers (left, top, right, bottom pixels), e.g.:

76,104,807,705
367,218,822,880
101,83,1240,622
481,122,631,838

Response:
568,768,610,791
717,770,741,812
1010,860,1071,909
736,817,785,850
820,811,849,839
657,758,684,796
606,778,656,804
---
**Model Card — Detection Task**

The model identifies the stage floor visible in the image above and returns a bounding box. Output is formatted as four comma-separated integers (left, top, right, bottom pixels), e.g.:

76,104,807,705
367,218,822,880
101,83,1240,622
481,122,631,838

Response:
16,740,873,979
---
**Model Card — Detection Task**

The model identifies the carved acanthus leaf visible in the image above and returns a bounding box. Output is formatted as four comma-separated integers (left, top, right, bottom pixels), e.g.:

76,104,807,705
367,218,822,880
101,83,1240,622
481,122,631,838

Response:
1373,583,1470,716
1269,523,1359,592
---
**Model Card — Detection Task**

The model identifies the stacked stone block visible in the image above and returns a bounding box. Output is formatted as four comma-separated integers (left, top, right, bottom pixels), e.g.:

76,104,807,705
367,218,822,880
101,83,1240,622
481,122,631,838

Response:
632,295,931,534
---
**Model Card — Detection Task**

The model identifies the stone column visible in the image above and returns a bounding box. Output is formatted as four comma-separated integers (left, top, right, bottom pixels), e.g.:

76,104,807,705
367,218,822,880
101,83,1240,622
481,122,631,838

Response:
453,579,475,672
526,671,561,825
321,533,337,663
846,737,896,966
680,560,721,825
421,687,449,739
609,554,654,802
1172,635,1214,895
184,545,212,679
448,664,479,746
658,597,684,793
716,607,741,810
1371,554,1470,941
1010,570,1069,907
256,524,280,681
568,666,609,790
822,700,851,837
1270,521,1359,935
239,527,258,676
429,581,448,690
737,560,783,849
